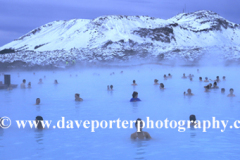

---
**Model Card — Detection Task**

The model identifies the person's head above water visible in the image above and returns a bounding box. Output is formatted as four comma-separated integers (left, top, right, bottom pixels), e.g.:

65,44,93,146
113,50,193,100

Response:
182,73,187,78
130,118,151,139
135,118,143,130
132,91,138,98
133,80,136,84
189,115,196,123
185,88,194,95
54,80,58,84
23,79,26,83
154,79,158,83
130,91,141,102
199,77,202,81
36,98,40,105
228,88,235,97
187,88,192,94
205,77,208,80
35,116,44,129
110,85,113,89
204,85,211,92
75,93,83,101
214,82,217,86
223,76,226,80
75,93,80,98
221,88,225,93
160,83,164,88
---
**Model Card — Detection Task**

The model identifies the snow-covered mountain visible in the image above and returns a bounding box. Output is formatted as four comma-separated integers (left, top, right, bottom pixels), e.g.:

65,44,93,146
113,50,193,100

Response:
0,10,240,66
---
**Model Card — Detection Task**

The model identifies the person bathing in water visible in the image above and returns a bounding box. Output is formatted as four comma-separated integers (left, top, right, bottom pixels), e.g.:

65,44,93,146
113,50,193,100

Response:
107,85,113,90
130,91,141,102
163,74,167,80
110,85,113,90
35,116,44,129
132,80,137,86
35,98,40,105
131,118,151,140
168,73,172,78
208,83,213,88
212,82,219,89
188,74,194,78
160,83,165,89
204,85,211,92
215,76,220,82
227,88,235,97
189,115,198,126
54,80,58,84
21,79,26,88
184,89,194,96
204,77,209,82
75,93,83,101
182,73,187,79
38,79,43,84
28,82,31,88
223,76,226,81
199,77,202,81
221,88,225,93
154,79,159,85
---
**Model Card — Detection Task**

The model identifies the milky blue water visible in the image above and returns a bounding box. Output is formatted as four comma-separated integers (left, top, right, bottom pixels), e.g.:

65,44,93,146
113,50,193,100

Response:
1,64,240,160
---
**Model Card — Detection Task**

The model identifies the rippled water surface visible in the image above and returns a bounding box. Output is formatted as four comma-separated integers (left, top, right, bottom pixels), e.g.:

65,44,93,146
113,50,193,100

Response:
0,65,240,160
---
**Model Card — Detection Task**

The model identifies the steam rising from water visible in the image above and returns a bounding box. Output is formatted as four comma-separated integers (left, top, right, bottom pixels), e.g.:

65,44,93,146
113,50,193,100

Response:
1,64,240,159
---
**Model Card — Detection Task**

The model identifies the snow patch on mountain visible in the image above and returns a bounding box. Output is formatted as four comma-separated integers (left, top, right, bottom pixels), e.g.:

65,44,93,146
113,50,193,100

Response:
0,10,240,66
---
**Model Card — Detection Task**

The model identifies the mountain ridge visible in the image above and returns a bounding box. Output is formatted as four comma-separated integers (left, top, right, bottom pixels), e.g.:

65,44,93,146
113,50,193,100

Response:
1,10,240,66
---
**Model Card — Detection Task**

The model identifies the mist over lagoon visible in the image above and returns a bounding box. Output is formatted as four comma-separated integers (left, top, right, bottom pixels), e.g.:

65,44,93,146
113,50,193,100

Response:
1,63,240,159
1,0,240,159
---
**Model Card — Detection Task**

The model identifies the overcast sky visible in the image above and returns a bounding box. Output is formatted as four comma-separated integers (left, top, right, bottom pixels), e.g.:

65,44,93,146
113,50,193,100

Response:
0,0,239,47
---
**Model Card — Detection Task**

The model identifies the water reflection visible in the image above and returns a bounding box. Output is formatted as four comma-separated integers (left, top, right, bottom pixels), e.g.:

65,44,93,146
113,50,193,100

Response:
190,126,197,145
134,140,148,160
75,101,81,113
0,129,3,148
108,90,113,95
131,102,139,113
35,130,44,154
36,105,41,111
190,132,196,138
